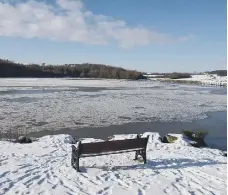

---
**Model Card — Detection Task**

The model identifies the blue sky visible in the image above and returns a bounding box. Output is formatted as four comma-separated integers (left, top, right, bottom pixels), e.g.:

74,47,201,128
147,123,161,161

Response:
0,0,226,72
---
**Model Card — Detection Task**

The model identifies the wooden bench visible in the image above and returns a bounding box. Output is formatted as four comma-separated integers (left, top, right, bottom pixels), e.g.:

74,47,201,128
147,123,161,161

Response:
71,134,150,172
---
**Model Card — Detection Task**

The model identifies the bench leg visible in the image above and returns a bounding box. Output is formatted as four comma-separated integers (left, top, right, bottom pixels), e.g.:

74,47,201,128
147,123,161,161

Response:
73,158,80,172
75,152,80,172
141,149,147,164
72,149,80,172
134,150,140,160
71,155,74,167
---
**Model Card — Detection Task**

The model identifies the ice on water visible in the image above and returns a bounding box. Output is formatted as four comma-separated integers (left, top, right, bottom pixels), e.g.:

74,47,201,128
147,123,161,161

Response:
0,78,226,134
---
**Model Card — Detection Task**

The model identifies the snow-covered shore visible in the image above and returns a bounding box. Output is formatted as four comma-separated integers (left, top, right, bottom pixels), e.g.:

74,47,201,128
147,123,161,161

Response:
0,133,226,195
176,74,227,85
148,74,227,86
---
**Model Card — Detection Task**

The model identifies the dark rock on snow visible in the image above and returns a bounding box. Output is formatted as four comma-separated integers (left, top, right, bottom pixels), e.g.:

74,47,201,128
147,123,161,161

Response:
17,136,32,144
160,135,178,143
222,151,227,157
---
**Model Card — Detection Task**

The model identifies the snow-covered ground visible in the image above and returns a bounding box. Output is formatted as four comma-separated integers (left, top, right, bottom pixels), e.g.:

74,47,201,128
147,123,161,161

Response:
0,133,226,195
148,74,227,86
0,78,226,134
176,74,227,85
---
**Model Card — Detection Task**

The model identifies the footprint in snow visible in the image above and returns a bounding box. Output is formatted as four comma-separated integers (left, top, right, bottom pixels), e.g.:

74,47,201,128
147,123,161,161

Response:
0,171,10,178
138,188,145,195
97,187,110,194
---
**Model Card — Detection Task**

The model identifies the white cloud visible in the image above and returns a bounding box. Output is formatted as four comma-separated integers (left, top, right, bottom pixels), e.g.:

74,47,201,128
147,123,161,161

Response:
0,0,193,48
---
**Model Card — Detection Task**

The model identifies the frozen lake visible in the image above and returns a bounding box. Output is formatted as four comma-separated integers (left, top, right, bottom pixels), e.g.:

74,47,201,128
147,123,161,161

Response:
0,78,226,149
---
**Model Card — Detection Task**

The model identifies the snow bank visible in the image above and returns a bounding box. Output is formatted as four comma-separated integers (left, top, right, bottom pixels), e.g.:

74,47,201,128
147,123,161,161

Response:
149,74,227,85
177,74,227,84
0,133,226,195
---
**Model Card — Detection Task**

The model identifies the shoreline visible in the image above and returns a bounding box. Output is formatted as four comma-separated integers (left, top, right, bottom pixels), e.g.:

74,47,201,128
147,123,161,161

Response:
24,111,227,151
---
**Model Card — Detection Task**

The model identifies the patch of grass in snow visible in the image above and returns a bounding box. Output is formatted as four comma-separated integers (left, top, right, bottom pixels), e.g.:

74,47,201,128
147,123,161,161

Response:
166,135,178,143
182,130,208,140
182,130,208,148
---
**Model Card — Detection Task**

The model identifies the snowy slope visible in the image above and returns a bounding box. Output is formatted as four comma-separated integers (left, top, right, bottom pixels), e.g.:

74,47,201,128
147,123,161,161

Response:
149,74,227,85
148,74,227,85
0,133,226,195
176,74,227,84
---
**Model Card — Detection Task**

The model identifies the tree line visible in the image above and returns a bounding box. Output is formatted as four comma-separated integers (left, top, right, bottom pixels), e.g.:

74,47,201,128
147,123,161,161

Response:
206,70,227,76
144,72,192,79
0,59,146,80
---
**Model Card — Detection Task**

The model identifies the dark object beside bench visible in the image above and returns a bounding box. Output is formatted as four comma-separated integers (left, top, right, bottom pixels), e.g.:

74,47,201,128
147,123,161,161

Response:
71,134,150,172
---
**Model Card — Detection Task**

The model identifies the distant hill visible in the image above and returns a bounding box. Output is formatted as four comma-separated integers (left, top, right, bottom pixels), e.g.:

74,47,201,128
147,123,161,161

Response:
0,59,145,80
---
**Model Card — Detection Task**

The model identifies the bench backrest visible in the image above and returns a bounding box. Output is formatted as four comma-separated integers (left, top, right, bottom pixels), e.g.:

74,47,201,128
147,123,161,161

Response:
77,135,149,155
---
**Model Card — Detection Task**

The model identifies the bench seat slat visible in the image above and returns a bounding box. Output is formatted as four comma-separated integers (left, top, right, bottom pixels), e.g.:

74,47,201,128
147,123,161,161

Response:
80,138,147,154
